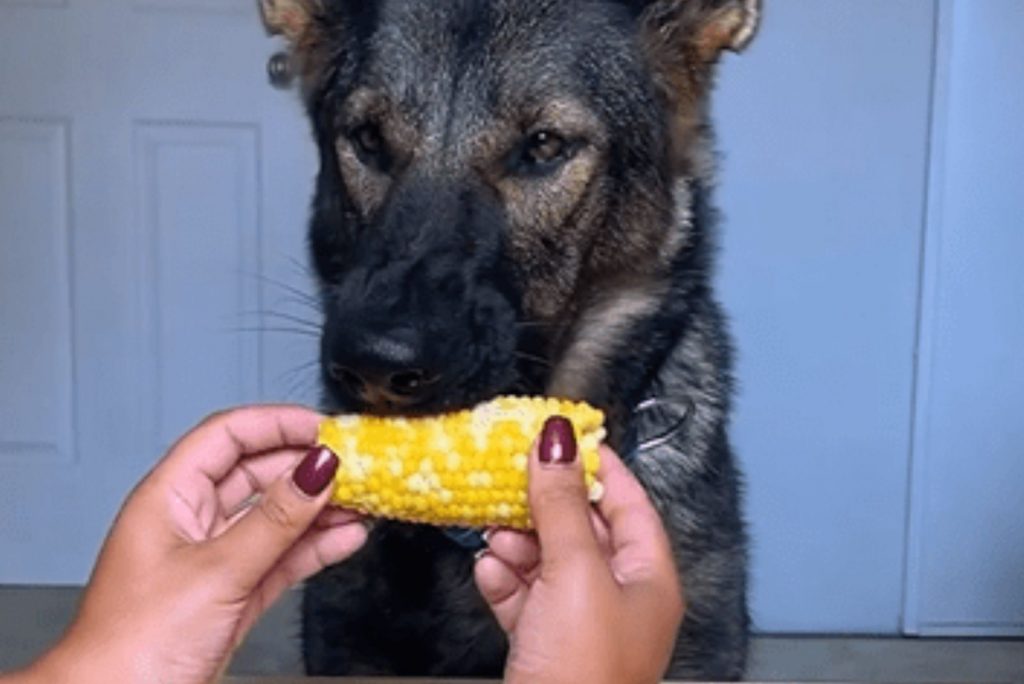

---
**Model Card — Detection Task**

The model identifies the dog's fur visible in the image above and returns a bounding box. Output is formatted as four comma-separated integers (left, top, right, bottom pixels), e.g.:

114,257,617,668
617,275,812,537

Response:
261,0,757,678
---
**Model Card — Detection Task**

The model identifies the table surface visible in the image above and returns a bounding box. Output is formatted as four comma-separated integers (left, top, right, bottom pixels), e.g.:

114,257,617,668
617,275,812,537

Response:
224,679,784,683
224,680,499,684
225,680,500,684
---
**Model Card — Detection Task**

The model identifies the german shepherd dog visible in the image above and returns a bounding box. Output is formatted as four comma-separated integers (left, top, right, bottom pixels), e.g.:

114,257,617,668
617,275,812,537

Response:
260,0,758,679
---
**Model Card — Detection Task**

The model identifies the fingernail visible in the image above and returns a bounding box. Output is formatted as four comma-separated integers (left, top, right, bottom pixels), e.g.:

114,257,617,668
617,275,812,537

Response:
474,548,491,562
539,416,576,465
293,446,339,497
481,527,495,546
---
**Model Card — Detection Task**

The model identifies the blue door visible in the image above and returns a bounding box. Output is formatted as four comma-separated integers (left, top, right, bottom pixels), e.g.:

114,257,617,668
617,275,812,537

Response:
715,0,1023,634
903,0,1024,637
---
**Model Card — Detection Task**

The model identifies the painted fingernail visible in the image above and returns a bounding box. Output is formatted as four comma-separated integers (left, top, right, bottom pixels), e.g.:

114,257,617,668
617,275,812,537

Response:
293,446,339,497
539,416,577,465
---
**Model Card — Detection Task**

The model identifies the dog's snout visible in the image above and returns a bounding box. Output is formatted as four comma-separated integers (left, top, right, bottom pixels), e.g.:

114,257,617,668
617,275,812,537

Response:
326,331,442,409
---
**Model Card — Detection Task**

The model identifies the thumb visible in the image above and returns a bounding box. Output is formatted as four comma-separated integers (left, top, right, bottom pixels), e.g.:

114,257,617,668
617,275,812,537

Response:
211,446,338,592
529,416,602,571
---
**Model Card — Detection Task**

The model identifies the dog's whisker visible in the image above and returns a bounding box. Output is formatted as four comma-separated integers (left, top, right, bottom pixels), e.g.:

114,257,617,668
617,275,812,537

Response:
249,272,321,308
285,255,316,279
280,296,322,313
285,374,320,402
274,357,321,399
238,307,319,320
261,294,321,314
231,326,320,338
291,357,321,372
277,358,321,386
242,310,323,331
514,351,552,368
264,292,321,314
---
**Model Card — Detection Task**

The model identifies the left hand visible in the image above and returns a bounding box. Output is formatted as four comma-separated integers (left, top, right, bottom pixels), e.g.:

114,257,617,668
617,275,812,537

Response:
27,405,367,684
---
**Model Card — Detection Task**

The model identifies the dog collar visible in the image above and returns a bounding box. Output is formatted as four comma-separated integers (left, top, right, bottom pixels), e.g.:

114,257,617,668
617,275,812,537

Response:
622,395,695,464
443,525,488,552
444,395,691,551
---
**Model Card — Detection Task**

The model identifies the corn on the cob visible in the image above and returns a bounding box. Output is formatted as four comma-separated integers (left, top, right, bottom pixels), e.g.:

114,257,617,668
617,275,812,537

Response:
318,396,605,530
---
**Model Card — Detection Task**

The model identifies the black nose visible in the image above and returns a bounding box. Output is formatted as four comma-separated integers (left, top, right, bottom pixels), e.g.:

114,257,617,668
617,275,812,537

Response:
326,332,441,408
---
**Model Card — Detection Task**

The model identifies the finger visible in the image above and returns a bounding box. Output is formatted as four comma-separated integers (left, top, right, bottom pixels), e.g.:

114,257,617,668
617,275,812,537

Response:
216,448,307,515
257,521,368,605
213,499,362,538
236,520,369,637
206,446,338,592
621,573,685,682
528,416,602,573
313,506,364,529
596,446,677,584
596,447,683,627
483,528,540,579
160,404,323,483
474,552,529,633
589,508,613,558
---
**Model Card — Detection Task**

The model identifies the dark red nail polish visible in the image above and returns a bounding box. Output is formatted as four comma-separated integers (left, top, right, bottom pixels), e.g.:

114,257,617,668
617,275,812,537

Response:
293,446,339,497
539,416,577,465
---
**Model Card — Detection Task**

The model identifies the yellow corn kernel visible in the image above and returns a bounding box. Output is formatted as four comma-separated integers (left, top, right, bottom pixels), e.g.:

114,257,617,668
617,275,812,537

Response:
319,396,605,530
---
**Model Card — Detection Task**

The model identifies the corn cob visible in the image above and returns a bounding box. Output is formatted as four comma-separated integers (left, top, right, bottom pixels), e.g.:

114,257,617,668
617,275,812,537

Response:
318,396,605,530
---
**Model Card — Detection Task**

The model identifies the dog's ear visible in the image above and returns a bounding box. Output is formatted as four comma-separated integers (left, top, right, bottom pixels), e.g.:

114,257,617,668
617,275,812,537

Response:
695,0,760,57
259,0,337,91
635,0,760,173
637,0,760,60
259,0,320,43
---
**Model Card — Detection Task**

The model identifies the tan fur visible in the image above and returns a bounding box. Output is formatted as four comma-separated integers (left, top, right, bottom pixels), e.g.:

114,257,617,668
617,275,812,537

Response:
547,279,668,400
547,175,698,401
259,0,316,41
259,0,334,99
639,0,760,175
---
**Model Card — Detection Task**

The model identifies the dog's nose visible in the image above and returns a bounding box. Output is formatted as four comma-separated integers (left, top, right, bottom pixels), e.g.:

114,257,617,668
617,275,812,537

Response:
326,333,441,408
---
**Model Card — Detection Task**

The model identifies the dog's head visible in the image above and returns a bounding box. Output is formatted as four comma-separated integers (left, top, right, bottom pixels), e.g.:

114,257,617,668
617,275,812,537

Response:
261,0,759,414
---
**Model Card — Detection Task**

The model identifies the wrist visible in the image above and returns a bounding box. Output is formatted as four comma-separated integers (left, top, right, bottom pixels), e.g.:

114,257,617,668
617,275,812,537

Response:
22,640,104,684
26,624,143,684
505,660,625,684
507,672,624,684
0,657,46,684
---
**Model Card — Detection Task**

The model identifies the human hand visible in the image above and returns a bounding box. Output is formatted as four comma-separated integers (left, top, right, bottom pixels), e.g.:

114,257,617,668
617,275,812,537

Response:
26,405,366,684
474,418,684,684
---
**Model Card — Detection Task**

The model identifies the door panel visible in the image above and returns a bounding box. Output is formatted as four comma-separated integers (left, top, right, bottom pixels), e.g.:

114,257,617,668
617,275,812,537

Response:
903,0,1024,636
0,120,74,467
714,0,935,632
135,122,261,453
0,1,316,583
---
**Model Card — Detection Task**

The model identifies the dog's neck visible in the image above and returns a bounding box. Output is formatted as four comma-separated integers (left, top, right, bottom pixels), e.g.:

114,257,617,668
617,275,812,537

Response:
544,176,718,452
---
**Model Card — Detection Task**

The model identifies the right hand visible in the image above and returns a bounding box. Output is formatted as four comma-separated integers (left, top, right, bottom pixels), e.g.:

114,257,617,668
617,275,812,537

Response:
474,417,684,684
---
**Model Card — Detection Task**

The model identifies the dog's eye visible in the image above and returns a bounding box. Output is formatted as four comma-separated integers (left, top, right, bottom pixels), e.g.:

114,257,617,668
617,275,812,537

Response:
523,131,567,167
354,124,382,155
348,123,390,171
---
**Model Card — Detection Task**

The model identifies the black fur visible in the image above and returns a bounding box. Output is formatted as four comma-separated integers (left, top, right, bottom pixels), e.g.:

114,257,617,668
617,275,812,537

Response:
283,0,753,679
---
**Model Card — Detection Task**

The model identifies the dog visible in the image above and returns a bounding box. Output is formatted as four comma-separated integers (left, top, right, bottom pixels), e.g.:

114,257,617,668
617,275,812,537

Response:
260,0,758,678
